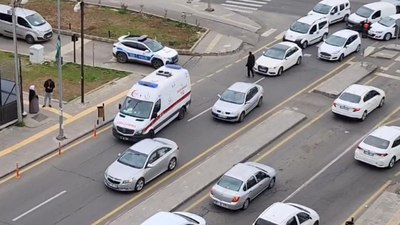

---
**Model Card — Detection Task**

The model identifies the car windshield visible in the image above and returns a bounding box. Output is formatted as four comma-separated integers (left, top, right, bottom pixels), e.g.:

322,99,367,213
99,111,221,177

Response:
220,89,245,104
120,97,153,119
143,39,164,52
312,3,331,14
290,21,310,34
355,6,373,18
339,92,361,103
378,16,396,27
363,135,390,149
26,13,46,26
263,47,286,60
325,35,346,47
254,218,278,225
217,175,243,192
117,149,148,168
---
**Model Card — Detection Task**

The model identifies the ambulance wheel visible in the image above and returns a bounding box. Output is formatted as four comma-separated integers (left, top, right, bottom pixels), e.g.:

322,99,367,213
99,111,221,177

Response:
177,107,186,120
25,35,35,44
152,59,164,69
116,52,128,63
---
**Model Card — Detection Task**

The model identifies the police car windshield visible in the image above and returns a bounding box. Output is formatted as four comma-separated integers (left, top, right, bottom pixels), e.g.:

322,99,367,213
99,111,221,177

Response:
143,39,164,52
290,21,310,34
313,3,331,14
325,35,346,47
220,89,245,104
263,47,285,60
355,6,373,18
120,97,153,119
26,13,46,26
378,16,396,27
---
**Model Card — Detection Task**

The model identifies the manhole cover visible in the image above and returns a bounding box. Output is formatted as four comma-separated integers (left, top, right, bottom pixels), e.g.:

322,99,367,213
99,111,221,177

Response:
31,113,48,122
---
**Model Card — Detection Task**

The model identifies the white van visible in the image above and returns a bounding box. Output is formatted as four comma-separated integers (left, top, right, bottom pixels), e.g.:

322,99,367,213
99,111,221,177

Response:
308,0,351,24
368,14,400,40
347,2,398,29
0,4,52,44
113,64,191,142
283,14,329,49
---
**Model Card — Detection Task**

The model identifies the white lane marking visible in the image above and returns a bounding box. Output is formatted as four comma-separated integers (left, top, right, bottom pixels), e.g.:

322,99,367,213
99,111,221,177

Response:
197,78,205,83
396,70,400,74
395,55,400,62
239,0,268,4
216,69,223,73
206,74,214,78
222,7,254,14
12,190,67,221
225,0,263,7
274,31,286,40
380,61,396,71
187,78,265,122
262,28,277,37
221,3,258,10
206,33,222,53
375,72,400,81
304,53,312,57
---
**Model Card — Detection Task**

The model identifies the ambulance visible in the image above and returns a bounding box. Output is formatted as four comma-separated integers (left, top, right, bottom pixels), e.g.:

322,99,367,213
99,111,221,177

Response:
113,64,191,141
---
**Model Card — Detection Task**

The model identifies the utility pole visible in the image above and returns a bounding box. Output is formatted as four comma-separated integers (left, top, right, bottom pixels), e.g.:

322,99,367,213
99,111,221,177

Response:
56,0,65,140
12,0,23,124
80,0,85,103
205,0,214,12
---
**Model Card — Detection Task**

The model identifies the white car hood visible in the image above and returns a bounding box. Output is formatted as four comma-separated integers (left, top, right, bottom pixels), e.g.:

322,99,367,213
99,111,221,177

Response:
256,56,283,68
348,13,367,24
369,22,390,33
319,42,342,54
213,99,242,114
34,22,52,33
157,46,178,58
113,112,148,132
107,161,142,181
285,29,304,41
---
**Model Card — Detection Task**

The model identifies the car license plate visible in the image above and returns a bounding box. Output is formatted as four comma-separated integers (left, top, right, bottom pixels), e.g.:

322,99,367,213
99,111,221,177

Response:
214,200,225,207
218,114,227,118
259,68,267,72
364,150,374,156
119,136,129,141
340,105,349,110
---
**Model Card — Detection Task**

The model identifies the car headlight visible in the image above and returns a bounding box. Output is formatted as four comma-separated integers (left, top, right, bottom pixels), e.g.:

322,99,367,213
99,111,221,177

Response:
104,169,108,179
122,178,134,184
136,130,143,135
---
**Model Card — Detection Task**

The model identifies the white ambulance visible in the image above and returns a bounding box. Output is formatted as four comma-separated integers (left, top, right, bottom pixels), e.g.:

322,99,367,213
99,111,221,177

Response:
113,64,191,141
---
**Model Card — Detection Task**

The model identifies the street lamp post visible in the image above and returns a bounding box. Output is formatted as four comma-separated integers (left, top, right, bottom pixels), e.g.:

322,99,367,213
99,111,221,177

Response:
205,0,214,12
74,0,85,104
56,0,65,140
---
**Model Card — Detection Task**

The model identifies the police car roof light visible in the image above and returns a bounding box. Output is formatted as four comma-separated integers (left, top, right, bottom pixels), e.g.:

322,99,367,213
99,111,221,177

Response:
138,80,158,88
165,64,181,70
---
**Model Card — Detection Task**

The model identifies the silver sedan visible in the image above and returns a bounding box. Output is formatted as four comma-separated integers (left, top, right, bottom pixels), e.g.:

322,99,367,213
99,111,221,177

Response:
104,138,179,192
210,162,276,210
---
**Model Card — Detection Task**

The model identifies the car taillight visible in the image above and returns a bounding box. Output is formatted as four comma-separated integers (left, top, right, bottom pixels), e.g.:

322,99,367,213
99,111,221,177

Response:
376,153,388,157
232,196,240,202
353,108,361,112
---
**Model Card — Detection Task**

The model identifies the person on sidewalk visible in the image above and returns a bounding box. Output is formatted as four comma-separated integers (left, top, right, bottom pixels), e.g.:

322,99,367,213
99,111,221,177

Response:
43,78,55,107
246,51,255,78
29,85,39,114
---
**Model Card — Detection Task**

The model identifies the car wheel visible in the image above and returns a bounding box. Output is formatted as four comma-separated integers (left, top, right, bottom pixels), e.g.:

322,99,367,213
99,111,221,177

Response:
301,41,308,49
238,112,245,123
277,67,283,76
257,97,263,107
384,33,392,41
388,157,396,168
343,14,349,22
151,58,164,69
135,178,145,192
338,54,344,62
116,52,128,63
314,221,319,225
356,44,361,53
168,157,177,171
177,107,186,120
378,97,385,108
268,177,276,189
296,56,302,65
242,198,250,210
25,35,35,44
361,111,367,121
321,33,328,42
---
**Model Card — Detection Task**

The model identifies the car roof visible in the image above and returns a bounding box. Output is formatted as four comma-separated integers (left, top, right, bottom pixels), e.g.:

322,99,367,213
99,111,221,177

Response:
0,4,36,16
120,34,152,42
332,29,358,38
364,1,394,9
259,202,299,224
298,14,327,24
141,212,187,225
368,126,400,141
228,82,255,93
343,84,371,96
271,42,297,51
388,14,400,19
224,163,260,181
129,138,164,154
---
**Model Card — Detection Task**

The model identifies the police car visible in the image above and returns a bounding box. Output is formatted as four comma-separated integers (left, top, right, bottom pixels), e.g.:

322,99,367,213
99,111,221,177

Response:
112,35,179,68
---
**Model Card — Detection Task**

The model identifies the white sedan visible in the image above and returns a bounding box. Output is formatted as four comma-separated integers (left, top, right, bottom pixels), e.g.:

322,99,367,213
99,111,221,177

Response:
355,126,400,168
211,82,263,122
318,29,361,62
368,14,400,41
254,41,302,76
332,84,385,121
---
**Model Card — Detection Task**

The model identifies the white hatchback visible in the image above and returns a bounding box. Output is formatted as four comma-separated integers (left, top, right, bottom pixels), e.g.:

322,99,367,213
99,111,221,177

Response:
332,84,385,121
318,29,361,62
141,211,206,225
355,126,400,168
254,42,303,76
368,14,400,41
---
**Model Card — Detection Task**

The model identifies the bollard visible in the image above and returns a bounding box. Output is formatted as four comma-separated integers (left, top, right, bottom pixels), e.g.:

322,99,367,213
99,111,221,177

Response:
345,217,354,225
93,124,97,139
58,142,62,156
108,30,111,38
69,23,71,30
16,163,20,179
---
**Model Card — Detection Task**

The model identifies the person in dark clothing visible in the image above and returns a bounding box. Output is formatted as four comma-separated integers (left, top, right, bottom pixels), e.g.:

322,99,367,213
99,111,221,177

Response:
43,78,55,107
29,85,39,114
246,51,255,77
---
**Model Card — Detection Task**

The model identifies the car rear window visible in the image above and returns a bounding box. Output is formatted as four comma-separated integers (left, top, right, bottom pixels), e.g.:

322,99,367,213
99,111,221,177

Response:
254,218,278,225
217,175,243,192
339,92,361,103
173,213,199,224
363,135,390,149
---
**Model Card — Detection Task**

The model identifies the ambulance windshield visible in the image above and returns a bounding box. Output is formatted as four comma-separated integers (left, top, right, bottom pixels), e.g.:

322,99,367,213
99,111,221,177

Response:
120,97,153,119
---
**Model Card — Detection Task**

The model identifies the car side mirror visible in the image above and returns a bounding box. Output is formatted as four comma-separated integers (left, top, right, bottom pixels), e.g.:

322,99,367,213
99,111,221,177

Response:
118,153,121,157
331,11,335,15
144,50,150,53
118,104,121,110
147,163,154,168
245,100,250,104
217,94,221,98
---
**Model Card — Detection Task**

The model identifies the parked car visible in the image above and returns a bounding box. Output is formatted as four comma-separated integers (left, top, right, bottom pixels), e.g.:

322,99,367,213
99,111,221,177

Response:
211,82,263,122
112,34,179,68
355,126,400,168
347,2,397,29
141,211,206,225
331,84,385,121
253,202,320,225
104,138,179,191
210,162,276,210
318,29,361,62
254,41,303,76
368,14,400,40
308,0,351,24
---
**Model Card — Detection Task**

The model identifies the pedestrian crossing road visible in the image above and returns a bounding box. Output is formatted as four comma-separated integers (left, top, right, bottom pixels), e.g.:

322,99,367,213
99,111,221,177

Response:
221,0,271,14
